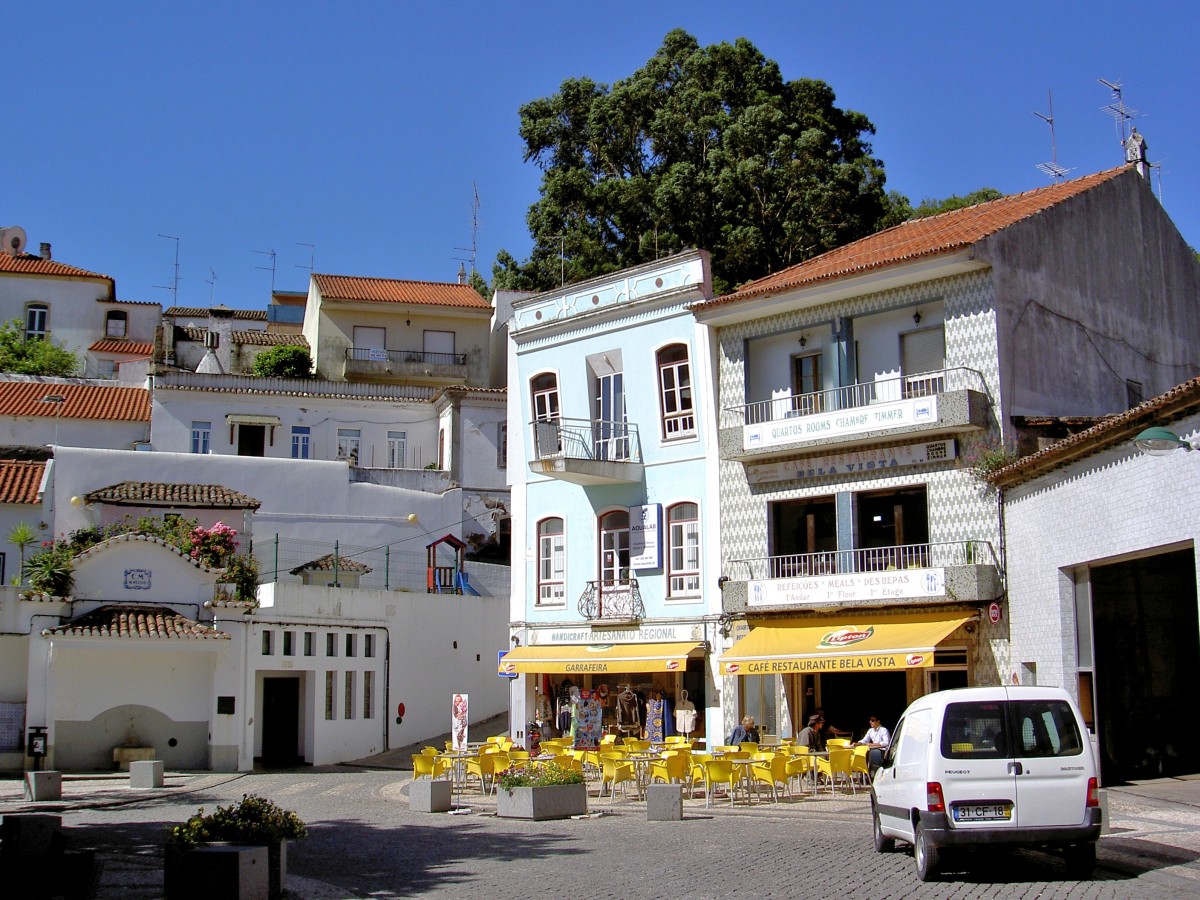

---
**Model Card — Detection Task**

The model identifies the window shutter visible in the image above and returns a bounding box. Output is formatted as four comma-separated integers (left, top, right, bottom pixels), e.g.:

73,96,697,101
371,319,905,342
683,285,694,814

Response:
901,328,945,375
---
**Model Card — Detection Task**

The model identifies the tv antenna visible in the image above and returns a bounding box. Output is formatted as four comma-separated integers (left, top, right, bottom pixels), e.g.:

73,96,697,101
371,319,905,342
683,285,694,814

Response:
1033,90,1071,182
154,234,181,306
1098,78,1138,151
205,268,218,305
253,248,277,292
296,242,315,274
453,182,481,275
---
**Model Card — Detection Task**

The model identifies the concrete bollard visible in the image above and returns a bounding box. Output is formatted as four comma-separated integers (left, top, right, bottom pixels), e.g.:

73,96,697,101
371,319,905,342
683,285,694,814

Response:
409,777,453,812
130,759,165,788
165,844,269,900
646,782,683,821
23,770,62,802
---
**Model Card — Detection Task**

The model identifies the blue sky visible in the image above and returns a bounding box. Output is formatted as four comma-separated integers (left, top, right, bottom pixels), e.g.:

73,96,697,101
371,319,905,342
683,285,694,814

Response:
7,2,1197,310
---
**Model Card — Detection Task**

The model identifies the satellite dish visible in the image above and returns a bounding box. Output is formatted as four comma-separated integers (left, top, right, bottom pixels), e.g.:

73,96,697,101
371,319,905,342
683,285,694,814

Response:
1,226,27,257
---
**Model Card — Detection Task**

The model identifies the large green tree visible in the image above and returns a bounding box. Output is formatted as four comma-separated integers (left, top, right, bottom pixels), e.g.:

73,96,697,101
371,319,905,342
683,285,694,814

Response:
496,30,899,294
0,320,78,376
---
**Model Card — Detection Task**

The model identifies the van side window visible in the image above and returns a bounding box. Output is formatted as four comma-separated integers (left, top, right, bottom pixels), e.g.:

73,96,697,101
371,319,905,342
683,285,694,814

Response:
1011,700,1084,758
882,718,904,767
897,708,931,767
941,701,1009,759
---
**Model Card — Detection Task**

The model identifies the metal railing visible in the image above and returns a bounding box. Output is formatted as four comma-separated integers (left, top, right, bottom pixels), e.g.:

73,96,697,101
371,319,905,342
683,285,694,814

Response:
346,347,467,367
530,417,642,464
724,366,988,428
731,540,998,580
578,578,645,620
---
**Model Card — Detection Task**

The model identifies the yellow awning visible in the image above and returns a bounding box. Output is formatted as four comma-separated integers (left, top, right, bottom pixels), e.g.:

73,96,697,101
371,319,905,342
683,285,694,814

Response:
499,642,703,675
719,610,973,676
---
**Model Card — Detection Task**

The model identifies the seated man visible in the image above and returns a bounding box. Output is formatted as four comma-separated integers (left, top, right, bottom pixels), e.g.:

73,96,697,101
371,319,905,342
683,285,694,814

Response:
855,715,891,771
796,714,826,753
728,715,760,746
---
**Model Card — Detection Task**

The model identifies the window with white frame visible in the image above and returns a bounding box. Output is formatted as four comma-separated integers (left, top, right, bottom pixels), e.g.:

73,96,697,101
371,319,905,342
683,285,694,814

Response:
531,373,560,421
25,304,48,341
191,421,211,454
667,502,701,597
387,431,407,468
537,517,566,605
291,426,311,459
105,310,128,338
657,343,695,439
599,510,631,583
336,428,361,464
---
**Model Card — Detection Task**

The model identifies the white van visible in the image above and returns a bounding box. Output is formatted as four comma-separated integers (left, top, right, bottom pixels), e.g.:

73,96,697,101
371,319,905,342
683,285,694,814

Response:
870,685,1101,881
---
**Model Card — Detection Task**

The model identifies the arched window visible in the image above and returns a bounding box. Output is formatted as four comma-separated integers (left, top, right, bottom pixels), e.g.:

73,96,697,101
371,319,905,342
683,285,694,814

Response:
105,310,128,338
537,518,566,605
25,304,48,341
667,502,700,597
598,510,630,583
530,372,560,422
657,343,694,439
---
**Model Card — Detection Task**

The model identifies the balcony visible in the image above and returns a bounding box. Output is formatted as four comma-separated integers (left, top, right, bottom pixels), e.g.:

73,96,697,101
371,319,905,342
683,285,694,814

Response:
343,347,468,384
720,541,1002,612
721,366,990,460
528,417,644,485
578,578,645,623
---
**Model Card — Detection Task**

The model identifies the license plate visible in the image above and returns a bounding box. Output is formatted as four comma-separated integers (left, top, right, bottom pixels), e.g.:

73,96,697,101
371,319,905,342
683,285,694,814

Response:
952,803,1012,821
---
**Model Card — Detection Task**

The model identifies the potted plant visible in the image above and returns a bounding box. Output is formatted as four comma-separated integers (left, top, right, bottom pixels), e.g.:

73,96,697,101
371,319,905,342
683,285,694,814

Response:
165,794,307,900
495,762,588,821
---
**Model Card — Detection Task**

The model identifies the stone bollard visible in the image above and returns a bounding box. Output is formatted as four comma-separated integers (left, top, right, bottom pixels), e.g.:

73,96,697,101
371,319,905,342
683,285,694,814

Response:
1,813,64,860
409,777,453,812
130,759,165,788
165,844,269,900
646,783,683,821
23,770,62,802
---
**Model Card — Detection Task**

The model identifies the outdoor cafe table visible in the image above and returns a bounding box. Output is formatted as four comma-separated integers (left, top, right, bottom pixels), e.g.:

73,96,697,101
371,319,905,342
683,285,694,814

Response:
624,752,661,800
438,750,476,793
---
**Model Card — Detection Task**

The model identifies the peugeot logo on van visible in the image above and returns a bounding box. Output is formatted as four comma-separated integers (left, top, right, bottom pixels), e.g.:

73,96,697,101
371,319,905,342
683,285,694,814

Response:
818,626,874,648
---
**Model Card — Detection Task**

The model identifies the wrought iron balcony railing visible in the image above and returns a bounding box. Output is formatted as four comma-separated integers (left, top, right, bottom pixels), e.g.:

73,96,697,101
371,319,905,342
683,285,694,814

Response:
346,347,467,366
731,540,998,580
723,366,988,429
578,578,644,620
530,417,642,464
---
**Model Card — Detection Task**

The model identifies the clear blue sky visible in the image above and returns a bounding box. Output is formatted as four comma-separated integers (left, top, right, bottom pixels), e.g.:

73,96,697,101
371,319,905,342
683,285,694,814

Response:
8,2,1197,310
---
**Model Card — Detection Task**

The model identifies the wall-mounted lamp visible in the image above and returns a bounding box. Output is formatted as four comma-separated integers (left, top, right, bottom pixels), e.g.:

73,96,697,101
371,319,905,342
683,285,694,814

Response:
913,310,923,325
717,574,730,590
798,334,807,348
405,513,419,523
964,623,976,635
1134,426,1196,456
405,319,411,327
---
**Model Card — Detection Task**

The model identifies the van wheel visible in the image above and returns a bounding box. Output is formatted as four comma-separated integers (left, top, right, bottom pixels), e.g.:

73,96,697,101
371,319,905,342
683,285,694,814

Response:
872,805,895,853
914,821,939,881
1063,842,1096,879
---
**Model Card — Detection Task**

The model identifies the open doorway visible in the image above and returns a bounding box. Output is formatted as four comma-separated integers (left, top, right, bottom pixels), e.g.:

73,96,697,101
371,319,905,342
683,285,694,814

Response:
260,677,303,767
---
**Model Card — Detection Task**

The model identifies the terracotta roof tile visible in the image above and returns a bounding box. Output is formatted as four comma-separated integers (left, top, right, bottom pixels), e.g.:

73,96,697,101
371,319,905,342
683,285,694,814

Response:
176,326,308,347
693,167,1132,309
0,381,150,422
0,252,113,282
313,274,491,309
0,459,46,503
88,339,154,356
290,553,372,575
85,481,262,509
47,605,229,640
165,307,268,320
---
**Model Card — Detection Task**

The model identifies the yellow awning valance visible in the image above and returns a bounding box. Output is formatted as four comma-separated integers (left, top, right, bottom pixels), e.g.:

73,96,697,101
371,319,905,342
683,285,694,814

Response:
499,641,703,675
719,610,973,676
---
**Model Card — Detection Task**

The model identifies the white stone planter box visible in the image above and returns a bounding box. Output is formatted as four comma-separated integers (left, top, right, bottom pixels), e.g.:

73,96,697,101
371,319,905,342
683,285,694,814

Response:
496,783,588,820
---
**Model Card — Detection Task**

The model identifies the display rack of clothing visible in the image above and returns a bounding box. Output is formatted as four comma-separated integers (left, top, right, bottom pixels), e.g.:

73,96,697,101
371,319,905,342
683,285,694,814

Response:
616,686,640,736
675,689,697,737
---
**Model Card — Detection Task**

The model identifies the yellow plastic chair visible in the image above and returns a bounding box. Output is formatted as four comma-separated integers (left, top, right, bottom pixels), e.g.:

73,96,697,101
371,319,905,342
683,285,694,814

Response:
664,736,687,746
703,758,740,808
649,751,689,785
750,753,791,803
739,742,760,754
785,750,815,794
411,754,445,779
826,738,852,749
464,752,500,795
714,745,739,754
421,746,440,756
851,745,872,785
723,750,750,761
816,747,855,794
688,752,713,798
600,753,637,802
623,739,651,752
508,749,531,762
601,734,618,746
553,753,584,774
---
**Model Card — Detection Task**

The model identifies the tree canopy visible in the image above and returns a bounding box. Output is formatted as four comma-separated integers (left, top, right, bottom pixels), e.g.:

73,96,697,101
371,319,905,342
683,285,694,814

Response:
252,345,313,378
903,188,1004,220
494,30,900,295
0,320,79,376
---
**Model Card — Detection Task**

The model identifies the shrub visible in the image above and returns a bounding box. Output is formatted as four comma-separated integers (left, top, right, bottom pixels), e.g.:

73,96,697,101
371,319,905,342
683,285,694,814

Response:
166,794,308,848
495,762,584,793
253,345,313,378
182,521,239,567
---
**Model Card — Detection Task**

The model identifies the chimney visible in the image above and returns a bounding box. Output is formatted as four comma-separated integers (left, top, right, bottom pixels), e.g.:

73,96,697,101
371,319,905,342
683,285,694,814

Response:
1124,128,1150,180
208,306,234,373
457,262,467,285
39,242,51,260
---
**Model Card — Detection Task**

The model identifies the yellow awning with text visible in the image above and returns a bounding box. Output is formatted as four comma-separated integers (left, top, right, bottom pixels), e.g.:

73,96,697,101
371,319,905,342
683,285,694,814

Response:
719,610,973,676
498,642,702,675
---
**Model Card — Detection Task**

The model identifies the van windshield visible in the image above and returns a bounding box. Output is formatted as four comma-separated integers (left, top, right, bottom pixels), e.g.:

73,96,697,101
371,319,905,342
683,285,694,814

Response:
941,699,1084,759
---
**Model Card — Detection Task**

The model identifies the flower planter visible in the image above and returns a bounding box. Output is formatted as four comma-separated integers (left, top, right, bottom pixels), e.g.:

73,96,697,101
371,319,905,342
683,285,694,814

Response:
496,783,588,820
164,840,285,900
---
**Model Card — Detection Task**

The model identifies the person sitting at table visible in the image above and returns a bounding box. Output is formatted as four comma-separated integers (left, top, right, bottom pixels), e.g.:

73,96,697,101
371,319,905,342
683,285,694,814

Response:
855,715,891,771
814,707,851,738
728,715,759,746
797,714,826,753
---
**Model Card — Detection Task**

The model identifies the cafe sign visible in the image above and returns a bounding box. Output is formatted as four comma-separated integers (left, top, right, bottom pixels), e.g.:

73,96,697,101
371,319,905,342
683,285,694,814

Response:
746,440,955,485
748,569,946,607
744,396,938,450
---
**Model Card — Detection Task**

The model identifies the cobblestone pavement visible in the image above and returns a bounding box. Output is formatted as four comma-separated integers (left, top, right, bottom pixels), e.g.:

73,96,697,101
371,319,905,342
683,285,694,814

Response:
3,768,1200,899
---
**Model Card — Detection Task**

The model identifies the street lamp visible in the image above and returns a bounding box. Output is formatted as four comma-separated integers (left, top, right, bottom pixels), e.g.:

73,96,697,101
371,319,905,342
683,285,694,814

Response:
1133,426,1196,457
40,394,65,448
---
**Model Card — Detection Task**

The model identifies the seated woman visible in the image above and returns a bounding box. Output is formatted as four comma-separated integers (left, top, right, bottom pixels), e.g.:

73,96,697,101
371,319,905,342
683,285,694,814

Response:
728,716,760,746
